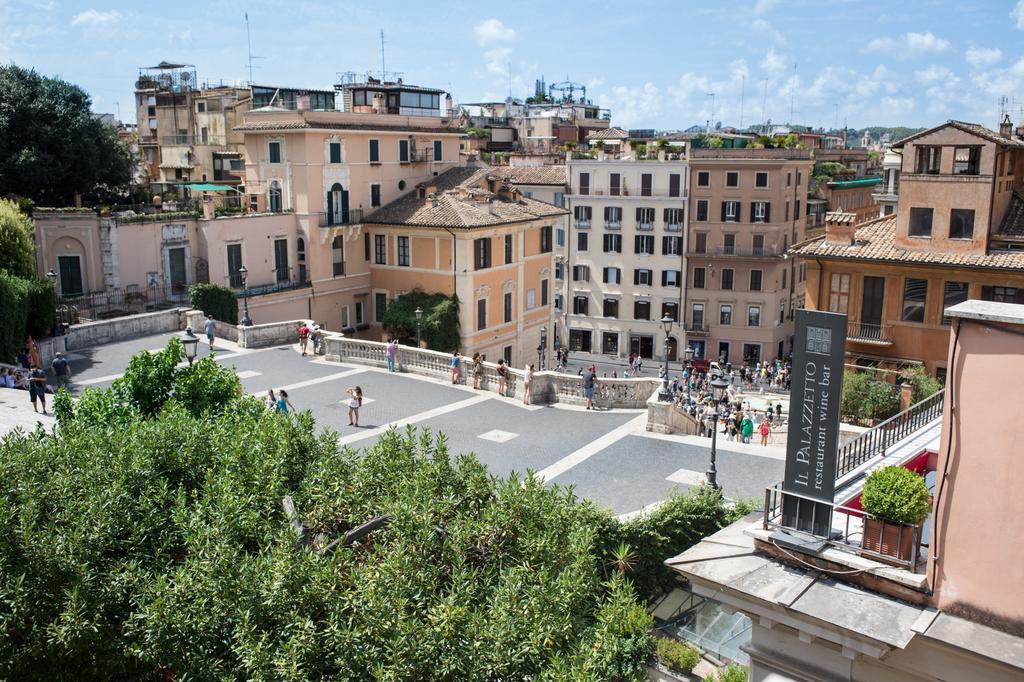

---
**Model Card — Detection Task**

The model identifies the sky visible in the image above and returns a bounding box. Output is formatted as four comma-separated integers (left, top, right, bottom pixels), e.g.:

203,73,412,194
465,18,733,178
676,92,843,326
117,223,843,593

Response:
4,0,1024,131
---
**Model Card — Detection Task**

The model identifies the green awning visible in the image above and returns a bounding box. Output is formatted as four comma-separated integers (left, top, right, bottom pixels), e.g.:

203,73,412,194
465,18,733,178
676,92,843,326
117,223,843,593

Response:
178,183,244,193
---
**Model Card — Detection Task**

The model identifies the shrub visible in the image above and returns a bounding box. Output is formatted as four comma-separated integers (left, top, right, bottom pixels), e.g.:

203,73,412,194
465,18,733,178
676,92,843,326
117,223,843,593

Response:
0,272,51,362
861,465,931,525
711,663,749,682
381,288,460,350
841,370,900,422
655,637,701,673
903,366,943,403
188,282,238,325
0,198,37,278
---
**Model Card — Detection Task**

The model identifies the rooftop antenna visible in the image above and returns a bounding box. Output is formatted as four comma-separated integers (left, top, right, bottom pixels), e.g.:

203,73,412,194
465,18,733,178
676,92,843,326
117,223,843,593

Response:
706,92,716,131
739,75,745,128
244,13,264,85
380,29,388,76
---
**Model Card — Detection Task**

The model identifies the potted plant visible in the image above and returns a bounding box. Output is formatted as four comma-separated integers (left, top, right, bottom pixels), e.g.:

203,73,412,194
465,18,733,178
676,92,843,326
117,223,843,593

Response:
860,465,931,563
654,637,701,679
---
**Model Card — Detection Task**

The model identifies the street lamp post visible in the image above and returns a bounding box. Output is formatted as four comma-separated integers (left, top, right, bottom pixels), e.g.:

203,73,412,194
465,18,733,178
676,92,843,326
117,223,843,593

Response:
539,326,548,370
238,265,252,327
45,269,59,337
683,347,695,401
182,327,200,366
414,307,423,347
658,314,674,401
706,374,730,491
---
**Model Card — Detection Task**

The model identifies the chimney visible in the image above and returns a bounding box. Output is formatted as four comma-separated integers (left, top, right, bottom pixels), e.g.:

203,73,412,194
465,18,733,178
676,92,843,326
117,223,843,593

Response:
824,212,858,245
1000,113,1013,138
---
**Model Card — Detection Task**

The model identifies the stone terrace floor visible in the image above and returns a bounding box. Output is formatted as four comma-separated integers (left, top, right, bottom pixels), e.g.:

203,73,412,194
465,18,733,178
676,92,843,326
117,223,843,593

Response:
0,333,786,517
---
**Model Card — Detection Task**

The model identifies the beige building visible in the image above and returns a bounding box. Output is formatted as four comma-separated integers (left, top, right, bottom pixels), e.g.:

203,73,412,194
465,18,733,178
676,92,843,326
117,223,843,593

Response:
565,154,689,359
686,148,814,365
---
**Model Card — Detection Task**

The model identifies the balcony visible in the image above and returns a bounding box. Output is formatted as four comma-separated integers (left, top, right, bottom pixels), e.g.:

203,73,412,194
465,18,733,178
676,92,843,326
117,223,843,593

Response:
637,222,653,231
400,148,435,164
683,322,709,335
665,223,682,233
847,321,893,346
317,209,364,227
575,220,591,229
695,246,783,258
605,220,621,230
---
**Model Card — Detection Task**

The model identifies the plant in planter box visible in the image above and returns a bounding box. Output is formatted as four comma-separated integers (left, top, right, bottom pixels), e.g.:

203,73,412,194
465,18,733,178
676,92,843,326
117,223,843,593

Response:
655,637,701,674
860,465,931,563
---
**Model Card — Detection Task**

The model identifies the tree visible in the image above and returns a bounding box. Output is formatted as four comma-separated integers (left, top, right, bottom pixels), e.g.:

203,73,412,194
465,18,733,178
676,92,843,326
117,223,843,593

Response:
188,283,238,325
841,370,901,423
0,65,134,205
382,288,460,350
0,199,35,278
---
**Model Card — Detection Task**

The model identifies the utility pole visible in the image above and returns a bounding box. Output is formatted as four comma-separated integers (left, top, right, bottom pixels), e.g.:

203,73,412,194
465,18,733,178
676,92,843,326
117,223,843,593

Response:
244,13,264,85
380,30,387,76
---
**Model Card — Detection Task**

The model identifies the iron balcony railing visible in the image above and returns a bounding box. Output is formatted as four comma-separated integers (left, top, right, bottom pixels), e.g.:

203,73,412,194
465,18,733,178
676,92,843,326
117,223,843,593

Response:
637,222,653,231
835,388,945,480
683,322,709,335
605,220,622,230
665,223,682,232
847,322,893,344
575,220,591,229
317,209,364,227
704,245,783,257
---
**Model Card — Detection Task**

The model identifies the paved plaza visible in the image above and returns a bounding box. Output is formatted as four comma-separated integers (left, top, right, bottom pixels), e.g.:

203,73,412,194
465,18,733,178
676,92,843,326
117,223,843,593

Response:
4,333,786,517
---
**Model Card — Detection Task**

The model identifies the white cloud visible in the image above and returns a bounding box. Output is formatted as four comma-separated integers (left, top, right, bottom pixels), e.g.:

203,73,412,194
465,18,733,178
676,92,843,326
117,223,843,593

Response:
602,82,662,128
965,46,1002,68
483,47,512,77
473,18,515,46
586,76,605,89
752,19,785,46
753,0,778,15
71,8,121,26
864,31,950,58
915,65,955,84
760,49,787,78
1012,1,1024,29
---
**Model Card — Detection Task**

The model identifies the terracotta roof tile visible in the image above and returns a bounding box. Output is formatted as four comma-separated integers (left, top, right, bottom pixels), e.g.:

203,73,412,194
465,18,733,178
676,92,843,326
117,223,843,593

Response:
894,120,1024,149
792,213,1024,270
363,167,568,228
587,127,629,141
995,193,1024,239
482,166,568,186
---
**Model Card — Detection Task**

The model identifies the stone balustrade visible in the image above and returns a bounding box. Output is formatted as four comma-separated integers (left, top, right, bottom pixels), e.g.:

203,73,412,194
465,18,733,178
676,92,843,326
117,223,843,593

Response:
185,310,239,342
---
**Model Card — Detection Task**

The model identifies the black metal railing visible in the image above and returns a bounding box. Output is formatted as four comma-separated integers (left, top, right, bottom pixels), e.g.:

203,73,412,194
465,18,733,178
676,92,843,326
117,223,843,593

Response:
847,322,892,344
704,246,784,257
835,388,945,480
317,209,364,227
683,322,709,334
57,286,185,321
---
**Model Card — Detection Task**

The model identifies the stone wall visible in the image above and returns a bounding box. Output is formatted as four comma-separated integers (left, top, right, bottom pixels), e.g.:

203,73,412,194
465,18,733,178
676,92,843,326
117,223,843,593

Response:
236,319,310,349
64,308,190,351
184,310,239,342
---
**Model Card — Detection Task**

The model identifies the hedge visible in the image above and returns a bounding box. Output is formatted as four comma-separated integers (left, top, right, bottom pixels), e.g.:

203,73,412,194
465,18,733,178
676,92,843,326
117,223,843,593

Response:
188,283,238,325
0,273,54,363
381,289,460,350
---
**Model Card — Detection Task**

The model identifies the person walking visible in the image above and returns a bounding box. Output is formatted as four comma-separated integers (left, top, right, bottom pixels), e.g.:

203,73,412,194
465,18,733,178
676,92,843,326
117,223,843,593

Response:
276,389,296,414
523,363,534,405
28,364,48,414
265,389,277,410
472,352,485,389
386,338,398,372
310,324,321,354
741,413,754,444
496,358,510,396
51,352,71,391
759,415,772,446
346,386,363,426
298,323,311,356
450,351,462,384
204,315,217,352
582,365,597,410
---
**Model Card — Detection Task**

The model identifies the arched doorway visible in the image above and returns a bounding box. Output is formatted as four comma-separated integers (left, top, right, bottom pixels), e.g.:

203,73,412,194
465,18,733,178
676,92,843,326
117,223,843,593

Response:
326,182,349,225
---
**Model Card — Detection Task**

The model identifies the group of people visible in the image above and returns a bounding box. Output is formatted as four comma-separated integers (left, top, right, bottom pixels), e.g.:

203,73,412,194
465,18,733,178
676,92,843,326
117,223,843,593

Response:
263,384,364,427
737,359,791,392
2,337,72,416
297,322,322,357
449,350,541,406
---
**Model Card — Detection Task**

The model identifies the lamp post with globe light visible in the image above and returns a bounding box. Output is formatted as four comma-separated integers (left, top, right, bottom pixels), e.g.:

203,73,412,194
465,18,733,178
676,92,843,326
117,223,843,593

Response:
658,314,674,401
238,265,252,327
181,327,200,366
706,374,730,490
414,307,423,347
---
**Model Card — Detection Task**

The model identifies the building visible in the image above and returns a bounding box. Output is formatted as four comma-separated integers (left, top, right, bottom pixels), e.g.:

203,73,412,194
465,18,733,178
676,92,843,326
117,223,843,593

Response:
872,149,902,216
685,148,814,365
361,167,564,365
563,153,689,359
667,299,1024,681
793,117,1024,377
821,177,883,224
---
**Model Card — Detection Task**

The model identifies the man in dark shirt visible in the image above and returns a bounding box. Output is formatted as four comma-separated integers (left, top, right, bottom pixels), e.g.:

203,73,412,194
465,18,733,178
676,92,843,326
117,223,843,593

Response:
51,352,71,390
582,367,597,410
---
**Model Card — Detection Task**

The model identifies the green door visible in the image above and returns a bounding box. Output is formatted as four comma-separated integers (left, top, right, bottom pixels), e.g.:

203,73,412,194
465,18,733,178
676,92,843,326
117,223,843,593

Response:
168,247,187,295
58,255,83,296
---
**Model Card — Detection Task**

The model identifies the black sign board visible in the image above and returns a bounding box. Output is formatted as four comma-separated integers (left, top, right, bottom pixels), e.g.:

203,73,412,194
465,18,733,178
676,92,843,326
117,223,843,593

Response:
782,309,846,536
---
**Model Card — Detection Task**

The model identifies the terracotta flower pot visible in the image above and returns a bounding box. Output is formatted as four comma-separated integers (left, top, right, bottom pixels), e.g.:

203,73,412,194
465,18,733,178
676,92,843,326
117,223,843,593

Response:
862,517,918,565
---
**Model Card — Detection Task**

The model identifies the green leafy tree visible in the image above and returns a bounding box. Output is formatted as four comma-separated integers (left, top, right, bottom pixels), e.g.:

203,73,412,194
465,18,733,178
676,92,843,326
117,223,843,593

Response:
0,272,54,361
0,65,134,205
902,367,943,403
382,288,460,350
188,283,238,324
0,199,35,278
841,370,901,422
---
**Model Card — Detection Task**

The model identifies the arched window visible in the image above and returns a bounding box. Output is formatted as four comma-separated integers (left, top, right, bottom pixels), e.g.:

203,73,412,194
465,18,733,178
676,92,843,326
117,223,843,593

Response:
326,182,348,225
269,180,282,213
332,235,345,276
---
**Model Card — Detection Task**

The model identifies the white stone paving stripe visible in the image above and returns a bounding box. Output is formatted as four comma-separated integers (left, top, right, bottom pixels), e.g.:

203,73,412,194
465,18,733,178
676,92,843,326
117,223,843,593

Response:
666,468,706,486
266,368,369,394
635,429,788,461
535,414,648,483
334,394,491,446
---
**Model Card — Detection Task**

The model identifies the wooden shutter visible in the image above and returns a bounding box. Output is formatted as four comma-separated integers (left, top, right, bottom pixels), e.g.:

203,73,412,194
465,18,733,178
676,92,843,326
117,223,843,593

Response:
661,270,668,286
669,173,680,197
750,202,756,223
765,202,771,223
721,202,727,222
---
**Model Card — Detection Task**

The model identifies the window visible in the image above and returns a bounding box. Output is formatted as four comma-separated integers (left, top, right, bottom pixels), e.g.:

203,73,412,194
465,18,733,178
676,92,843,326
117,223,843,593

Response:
752,234,765,255
577,231,589,252
526,288,535,310
794,199,801,220
797,171,802,186
268,141,281,163
782,267,787,289
641,173,653,196
755,171,768,188
669,173,681,197
693,233,707,254
915,146,941,174
662,236,682,255
268,181,282,213
374,234,386,264
747,306,761,327
574,205,592,226
726,171,739,187
540,225,553,253
722,201,739,222
477,298,487,330
329,141,342,163
556,227,565,247
603,267,621,284
504,292,513,323
603,298,619,318
691,303,705,328
901,278,928,322
697,171,710,187
603,233,622,253
693,267,706,289
696,199,709,221
200,127,209,144
636,207,655,229
720,304,732,325
475,237,492,270
610,172,621,196
375,292,387,323
364,233,371,261
604,206,622,228
664,208,683,230
786,171,792,187
751,201,769,223
332,236,345,276
662,301,679,322
555,293,564,309
829,273,850,313
634,269,653,286
785,200,790,221
297,237,307,283
634,299,651,320
355,301,364,325
399,139,410,162
749,270,763,291
579,172,590,195
662,270,681,287
982,286,1024,304
396,236,410,267
909,207,934,237
573,295,589,315
371,184,381,207
634,235,655,254
197,101,206,113
949,208,975,239
369,139,380,163
433,140,443,162
541,279,549,306
555,261,564,279
942,281,969,325
573,265,590,282
723,233,736,254
341,305,351,329
505,234,513,263
721,268,734,290
554,191,565,207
